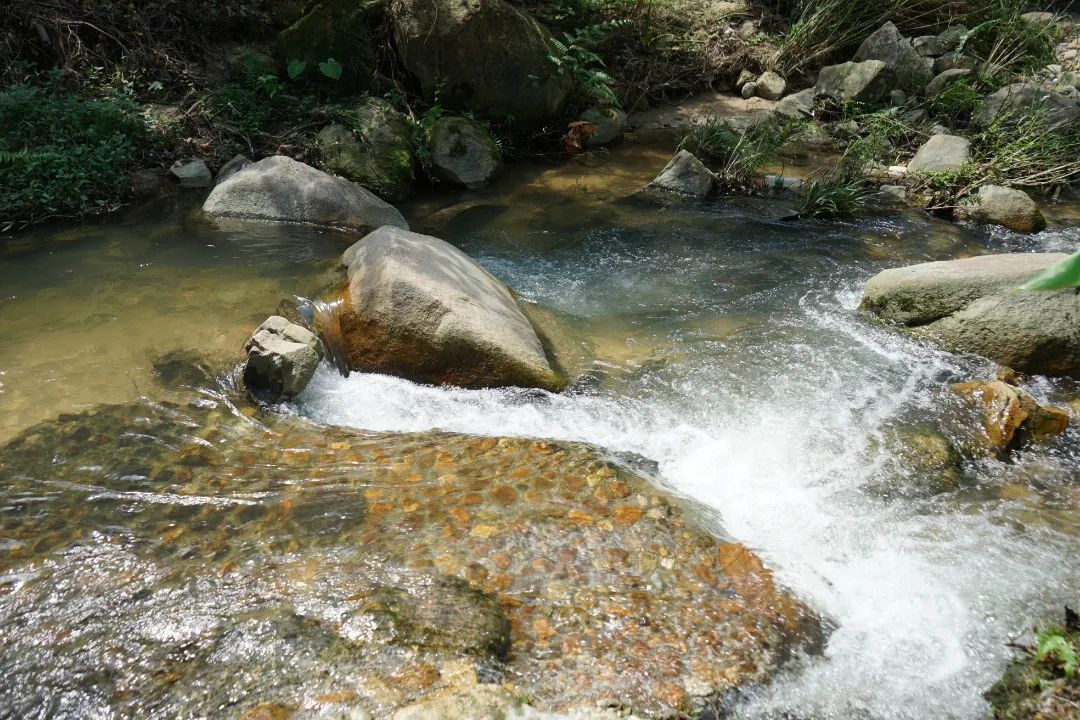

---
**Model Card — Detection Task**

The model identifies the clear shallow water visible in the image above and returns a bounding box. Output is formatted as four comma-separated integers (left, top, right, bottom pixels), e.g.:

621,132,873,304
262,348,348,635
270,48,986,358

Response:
0,148,1078,719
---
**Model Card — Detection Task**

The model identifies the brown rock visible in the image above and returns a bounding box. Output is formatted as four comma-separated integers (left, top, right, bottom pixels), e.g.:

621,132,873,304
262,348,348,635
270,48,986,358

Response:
952,380,1070,455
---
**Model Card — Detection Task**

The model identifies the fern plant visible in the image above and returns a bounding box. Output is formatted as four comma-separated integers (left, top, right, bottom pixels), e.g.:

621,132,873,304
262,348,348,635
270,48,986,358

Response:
547,21,625,107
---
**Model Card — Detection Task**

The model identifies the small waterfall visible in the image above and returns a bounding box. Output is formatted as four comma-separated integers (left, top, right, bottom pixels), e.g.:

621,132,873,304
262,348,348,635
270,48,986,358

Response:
298,296,350,378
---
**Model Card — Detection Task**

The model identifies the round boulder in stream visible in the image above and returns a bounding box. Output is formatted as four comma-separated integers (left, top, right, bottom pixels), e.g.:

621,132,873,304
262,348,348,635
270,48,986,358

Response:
339,225,563,391
860,253,1080,378
202,155,409,233
0,397,822,718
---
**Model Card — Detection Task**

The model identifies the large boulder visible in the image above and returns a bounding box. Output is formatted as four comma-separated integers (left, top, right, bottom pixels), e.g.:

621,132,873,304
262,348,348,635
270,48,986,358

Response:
907,133,970,173
854,22,930,94
318,97,415,201
390,0,573,127
646,150,716,198
814,60,892,104
428,116,502,189
202,155,408,232
277,0,383,91
243,315,324,401
339,225,561,390
971,83,1080,127
860,253,1080,377
955,185,1046,233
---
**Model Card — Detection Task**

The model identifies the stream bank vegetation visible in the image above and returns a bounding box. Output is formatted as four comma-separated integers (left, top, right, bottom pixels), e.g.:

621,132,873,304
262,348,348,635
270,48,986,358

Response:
987,609,1080,720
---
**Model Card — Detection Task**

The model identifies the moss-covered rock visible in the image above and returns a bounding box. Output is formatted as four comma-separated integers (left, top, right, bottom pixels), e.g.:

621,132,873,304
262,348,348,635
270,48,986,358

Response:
277,0,385,92
390,0,573,128
318,98,415,201
427,116,502,189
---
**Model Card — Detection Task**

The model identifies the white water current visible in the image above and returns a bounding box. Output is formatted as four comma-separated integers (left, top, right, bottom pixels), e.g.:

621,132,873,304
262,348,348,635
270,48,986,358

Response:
297,215,1080,719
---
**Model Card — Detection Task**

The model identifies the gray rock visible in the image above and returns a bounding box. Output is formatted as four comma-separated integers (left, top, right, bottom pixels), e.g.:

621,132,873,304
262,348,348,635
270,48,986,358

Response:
903,108,929,123
736,68,756,90
130,169,164,197
647,150,716,198
889,89,908,106
755,71,787,100
854,21,930,93
814,60,891,104
339,225,562,390
169,158,212,188
390,0,573,128
937,25,968,52
955,184,1046,233
913,35,944,57
860,253,1080,377
1021,11,1057,25
878,184,907,204
428,116,502,189
925,68,972,97
580,105,627,148
741,81,759,99
317,98,415,201
907,133,970,173
214,154,251,186
933,52,976,75
202,155,408,232
243,315,324,401
972,83,1080,127
776,88,816,119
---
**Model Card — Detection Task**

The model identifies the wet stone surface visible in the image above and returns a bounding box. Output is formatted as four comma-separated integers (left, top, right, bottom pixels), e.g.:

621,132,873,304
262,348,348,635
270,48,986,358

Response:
0,395,820,718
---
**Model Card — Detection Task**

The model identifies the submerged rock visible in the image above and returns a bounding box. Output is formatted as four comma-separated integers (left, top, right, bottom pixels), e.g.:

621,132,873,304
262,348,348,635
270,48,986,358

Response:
0,398,822,719
646,149,716,198
390,0,572,127
860,253,1080,378
907,133,970,173
202,155,408,232
428,116,502,189
318,98,416,201
814,60,892,104
243,315,324,401
951,379,1070,456
339,226,561,390
955,185,1046,233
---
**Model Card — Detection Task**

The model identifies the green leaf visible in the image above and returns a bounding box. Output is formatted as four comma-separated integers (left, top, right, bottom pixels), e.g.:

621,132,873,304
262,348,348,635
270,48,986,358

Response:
318,58,343,81
1020,249,1080,291
286,59,307,80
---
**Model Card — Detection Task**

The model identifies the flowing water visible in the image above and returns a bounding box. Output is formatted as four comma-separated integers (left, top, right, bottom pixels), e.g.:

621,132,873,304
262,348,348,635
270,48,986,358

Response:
2,146,1080,719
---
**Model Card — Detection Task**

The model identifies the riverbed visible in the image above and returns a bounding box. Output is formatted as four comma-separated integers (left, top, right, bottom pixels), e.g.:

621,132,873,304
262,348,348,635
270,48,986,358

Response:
1,145,1079,719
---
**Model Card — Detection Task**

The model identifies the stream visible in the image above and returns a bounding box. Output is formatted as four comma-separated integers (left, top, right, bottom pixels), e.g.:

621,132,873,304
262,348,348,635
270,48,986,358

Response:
1,146,1079,719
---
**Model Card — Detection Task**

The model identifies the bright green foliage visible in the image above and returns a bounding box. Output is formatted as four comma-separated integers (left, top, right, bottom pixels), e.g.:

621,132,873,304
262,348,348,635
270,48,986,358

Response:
1020,250,1080,292
681,118,802,192
1034,625,1080,677
796,179,875,219
959,0,1059,77
287,59,308,80
318,58,343,81
0,84,153,227
927,77,985,125
547,21,625,107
